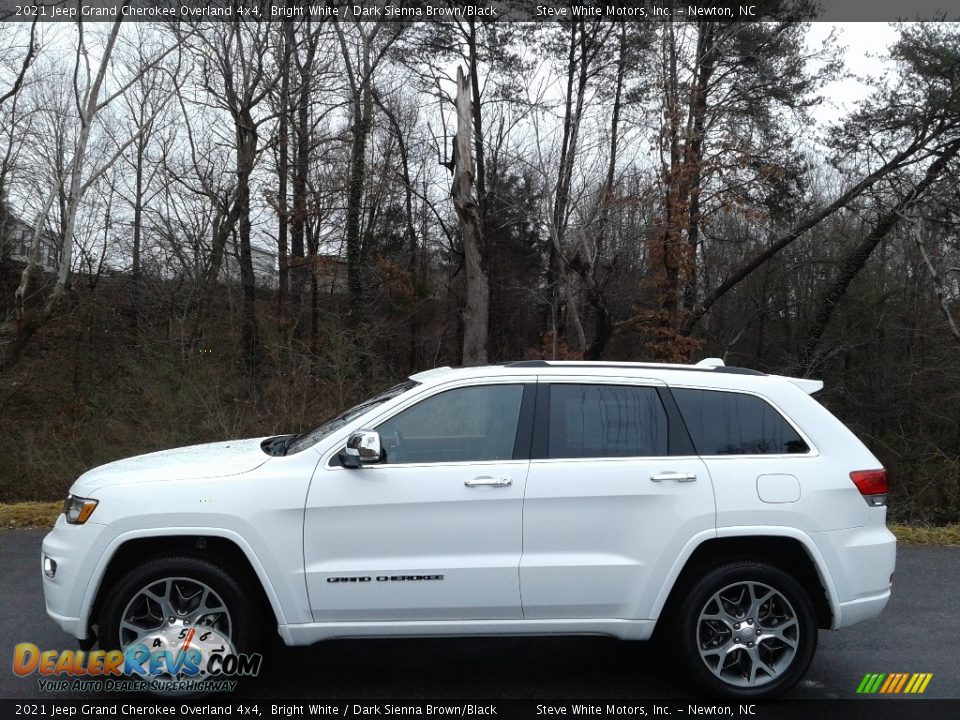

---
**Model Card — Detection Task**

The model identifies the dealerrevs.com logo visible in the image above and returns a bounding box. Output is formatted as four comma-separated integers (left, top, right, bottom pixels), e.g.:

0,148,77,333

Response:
13,626,262,694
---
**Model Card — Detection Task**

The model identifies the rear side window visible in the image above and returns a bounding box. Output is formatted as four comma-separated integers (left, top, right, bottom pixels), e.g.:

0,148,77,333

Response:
672,388,809,456
548,384,668,459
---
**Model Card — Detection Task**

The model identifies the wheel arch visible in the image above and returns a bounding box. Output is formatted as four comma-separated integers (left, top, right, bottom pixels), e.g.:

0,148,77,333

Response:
652,528,838,631
84,528,286,642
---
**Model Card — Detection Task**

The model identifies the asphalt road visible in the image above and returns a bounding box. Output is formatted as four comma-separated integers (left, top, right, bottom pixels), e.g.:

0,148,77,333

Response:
1,529,957,701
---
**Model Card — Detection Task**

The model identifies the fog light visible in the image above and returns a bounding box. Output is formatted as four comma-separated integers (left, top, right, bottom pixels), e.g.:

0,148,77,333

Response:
43,555,57,578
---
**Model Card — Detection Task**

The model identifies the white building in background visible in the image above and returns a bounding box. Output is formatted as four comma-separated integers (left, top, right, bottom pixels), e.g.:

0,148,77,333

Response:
219,241,351,296
221,239,279,289
0,210,60,274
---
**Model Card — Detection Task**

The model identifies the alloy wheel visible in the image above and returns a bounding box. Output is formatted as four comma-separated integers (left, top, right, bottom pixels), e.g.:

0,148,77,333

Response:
696,580,799,688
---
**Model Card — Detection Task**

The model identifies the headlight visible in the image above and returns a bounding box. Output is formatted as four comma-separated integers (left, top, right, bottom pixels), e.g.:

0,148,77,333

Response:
63,494,98,524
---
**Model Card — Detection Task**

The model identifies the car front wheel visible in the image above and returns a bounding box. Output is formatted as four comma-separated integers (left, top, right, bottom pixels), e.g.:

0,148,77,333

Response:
675,561,817,699
98,555,260,659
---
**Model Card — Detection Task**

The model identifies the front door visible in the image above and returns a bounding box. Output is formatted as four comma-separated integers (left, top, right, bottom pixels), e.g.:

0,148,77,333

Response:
304,380,533,622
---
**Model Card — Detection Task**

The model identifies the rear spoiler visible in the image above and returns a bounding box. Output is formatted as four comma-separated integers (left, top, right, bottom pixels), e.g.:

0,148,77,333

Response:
783,377,824,395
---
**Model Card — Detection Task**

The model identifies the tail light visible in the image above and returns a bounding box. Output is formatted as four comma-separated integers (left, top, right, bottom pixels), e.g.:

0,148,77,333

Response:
850,469,888,507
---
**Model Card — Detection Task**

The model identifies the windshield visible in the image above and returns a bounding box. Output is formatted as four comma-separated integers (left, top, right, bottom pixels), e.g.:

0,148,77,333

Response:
284,380,419,455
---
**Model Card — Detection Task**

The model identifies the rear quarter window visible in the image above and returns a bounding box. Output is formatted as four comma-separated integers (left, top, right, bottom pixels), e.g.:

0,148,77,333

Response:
672,388,809,456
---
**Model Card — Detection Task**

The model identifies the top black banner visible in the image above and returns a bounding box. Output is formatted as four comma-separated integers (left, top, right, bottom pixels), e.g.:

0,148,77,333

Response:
0,0,957,23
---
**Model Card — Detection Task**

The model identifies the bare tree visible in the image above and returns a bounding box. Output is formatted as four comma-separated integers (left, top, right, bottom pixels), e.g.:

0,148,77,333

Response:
334,18,400,334
1,10,182,372
189,16,281,382
451,66,488,366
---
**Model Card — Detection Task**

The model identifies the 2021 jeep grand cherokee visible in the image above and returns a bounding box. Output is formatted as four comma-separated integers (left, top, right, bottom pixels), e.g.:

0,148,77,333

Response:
42,359,896,698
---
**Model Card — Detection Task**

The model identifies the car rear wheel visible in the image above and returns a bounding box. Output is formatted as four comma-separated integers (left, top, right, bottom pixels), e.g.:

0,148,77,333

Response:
675,561,817,699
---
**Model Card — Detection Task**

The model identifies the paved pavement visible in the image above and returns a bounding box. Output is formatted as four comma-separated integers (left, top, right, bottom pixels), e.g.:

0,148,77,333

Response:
1,529,957,700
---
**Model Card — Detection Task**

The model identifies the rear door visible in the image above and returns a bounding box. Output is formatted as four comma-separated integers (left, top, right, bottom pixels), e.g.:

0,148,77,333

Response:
520,377,715,620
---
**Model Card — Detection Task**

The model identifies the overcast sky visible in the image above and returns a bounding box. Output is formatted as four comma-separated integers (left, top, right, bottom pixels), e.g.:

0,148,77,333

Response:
806,22,900,127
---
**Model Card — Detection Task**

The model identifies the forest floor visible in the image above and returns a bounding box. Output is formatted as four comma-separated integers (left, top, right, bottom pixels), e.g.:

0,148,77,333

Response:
1,501,958,545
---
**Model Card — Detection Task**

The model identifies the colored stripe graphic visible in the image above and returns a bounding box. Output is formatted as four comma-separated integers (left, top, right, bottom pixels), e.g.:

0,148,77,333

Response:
893,673,909,693
856,673,884,693
857,672,932,694
879,674,896,693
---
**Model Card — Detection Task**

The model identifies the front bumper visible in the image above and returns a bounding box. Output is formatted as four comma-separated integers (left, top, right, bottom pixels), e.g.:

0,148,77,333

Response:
41,514,116,640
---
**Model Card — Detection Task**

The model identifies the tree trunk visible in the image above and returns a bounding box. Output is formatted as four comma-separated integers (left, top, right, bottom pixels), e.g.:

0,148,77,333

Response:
452,66,489,366
466,21,487,218
277,20,291,342
291,50,311,337
372,90,421,372
345,83,371,325
584,24,627,360
130,133,144,331
236,110,261,383
680,22,716,314
548,22,582,347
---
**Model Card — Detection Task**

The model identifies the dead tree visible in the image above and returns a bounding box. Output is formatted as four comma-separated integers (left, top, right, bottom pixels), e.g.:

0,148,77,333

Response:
451,66,488,366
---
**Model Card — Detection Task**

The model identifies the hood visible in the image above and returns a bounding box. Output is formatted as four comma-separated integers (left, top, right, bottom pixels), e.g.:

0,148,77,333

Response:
70,437,273,495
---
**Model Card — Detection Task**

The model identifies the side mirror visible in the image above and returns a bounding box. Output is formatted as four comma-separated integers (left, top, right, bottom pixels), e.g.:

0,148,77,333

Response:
338,430,383,468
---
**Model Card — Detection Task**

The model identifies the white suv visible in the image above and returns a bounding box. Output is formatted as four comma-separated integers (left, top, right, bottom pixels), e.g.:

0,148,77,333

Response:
42,359,895,698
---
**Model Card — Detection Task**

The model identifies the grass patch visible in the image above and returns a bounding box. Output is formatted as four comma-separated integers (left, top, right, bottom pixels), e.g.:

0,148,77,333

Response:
891,523,960,546
0,502,61,530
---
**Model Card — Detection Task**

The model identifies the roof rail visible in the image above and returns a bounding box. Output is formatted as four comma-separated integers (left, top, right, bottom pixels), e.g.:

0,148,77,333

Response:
501,360,765,376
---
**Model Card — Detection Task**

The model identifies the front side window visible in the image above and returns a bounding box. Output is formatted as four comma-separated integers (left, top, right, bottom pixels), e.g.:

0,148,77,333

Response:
376,384,524,464
547,384,669,459
672,388,809,455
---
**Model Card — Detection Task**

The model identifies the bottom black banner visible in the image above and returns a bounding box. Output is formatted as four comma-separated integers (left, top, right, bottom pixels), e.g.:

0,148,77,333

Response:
2,699,958,720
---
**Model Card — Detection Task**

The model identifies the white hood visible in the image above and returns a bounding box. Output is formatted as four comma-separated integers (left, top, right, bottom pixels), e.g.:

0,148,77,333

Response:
70,437,273,495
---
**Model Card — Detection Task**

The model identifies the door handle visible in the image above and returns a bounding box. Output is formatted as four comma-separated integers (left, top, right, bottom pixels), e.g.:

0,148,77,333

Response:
650,471,697,483
465,476,512,487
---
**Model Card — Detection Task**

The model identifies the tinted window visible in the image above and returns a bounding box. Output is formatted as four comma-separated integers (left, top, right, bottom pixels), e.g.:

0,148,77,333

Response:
672,388,809,455
376,384,524,464
548,384,668,459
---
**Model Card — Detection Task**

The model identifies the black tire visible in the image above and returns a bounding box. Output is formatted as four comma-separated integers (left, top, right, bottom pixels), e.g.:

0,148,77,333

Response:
674,561,817,699
98,555,261,655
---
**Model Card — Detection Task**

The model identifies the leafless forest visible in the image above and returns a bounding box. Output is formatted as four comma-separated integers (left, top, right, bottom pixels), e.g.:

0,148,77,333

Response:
0,11,958,522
